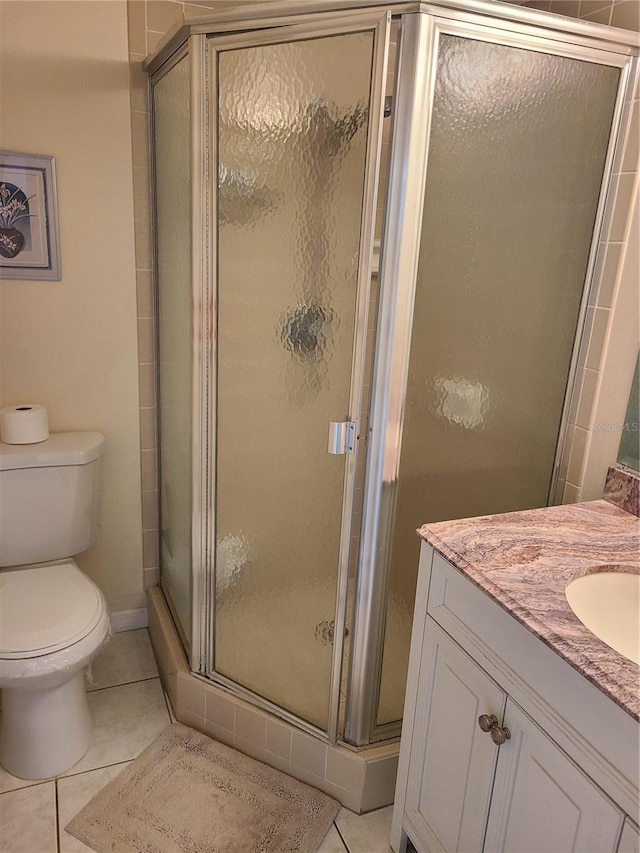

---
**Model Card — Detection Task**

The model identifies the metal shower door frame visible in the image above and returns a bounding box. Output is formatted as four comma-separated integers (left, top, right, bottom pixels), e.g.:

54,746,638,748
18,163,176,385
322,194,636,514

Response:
191,10,392,745
344,8,637,747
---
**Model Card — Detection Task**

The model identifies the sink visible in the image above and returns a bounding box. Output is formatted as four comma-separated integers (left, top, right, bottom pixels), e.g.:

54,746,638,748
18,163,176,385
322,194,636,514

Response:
565,569,640,665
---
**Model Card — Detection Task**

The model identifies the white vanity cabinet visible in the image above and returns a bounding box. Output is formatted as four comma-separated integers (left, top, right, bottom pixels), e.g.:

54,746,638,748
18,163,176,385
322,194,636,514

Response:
391,544,640,853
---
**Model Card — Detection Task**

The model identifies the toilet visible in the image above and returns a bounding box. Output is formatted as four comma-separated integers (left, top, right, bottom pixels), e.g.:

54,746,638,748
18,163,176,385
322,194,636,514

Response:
0,431,111,780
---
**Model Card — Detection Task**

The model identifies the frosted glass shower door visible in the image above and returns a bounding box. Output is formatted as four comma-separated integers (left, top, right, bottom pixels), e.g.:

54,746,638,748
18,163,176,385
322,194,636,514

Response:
350,14,627,742
210,18,386,733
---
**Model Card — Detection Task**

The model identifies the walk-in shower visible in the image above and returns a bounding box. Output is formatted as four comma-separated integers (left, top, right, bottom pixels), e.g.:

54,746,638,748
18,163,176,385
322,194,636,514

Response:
148,0,638,751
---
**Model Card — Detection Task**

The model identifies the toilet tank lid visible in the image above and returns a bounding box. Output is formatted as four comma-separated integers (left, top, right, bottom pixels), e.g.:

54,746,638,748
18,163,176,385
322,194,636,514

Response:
0,431,105,471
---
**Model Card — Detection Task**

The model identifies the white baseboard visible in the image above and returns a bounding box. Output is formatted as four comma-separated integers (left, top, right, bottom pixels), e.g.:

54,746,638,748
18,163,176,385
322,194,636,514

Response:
111,607,148,632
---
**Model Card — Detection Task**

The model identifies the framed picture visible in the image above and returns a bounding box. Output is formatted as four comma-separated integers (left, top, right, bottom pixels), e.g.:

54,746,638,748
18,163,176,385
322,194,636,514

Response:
0,151,61,280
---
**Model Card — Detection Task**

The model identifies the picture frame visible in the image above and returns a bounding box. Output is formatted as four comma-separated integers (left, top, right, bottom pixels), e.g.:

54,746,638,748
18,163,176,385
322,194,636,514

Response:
0,151,61,280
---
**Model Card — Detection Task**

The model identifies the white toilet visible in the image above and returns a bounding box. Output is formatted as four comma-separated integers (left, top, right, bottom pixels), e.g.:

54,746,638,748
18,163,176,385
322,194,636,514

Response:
0,431,111,780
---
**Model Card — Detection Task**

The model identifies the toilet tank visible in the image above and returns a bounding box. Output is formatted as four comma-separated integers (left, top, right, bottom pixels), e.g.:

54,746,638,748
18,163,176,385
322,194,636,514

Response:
0,431,105,567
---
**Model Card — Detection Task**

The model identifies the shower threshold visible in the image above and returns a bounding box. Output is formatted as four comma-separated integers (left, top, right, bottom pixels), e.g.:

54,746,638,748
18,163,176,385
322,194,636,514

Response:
147,586,399,813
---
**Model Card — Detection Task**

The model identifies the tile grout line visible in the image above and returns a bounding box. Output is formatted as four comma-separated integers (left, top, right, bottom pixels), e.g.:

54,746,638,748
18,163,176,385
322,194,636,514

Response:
54,777,61,853
86,674,160,693
334,819,351,852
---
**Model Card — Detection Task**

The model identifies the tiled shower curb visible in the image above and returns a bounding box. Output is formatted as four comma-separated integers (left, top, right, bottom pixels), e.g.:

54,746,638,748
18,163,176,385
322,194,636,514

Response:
147,586,399,814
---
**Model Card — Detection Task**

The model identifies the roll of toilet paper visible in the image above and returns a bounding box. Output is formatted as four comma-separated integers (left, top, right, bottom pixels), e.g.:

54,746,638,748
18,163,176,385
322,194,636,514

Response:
0,404,50,444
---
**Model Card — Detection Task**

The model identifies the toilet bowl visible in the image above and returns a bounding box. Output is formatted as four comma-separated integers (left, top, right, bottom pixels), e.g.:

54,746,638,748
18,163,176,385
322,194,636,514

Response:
0,432,110,779
0,560,110,779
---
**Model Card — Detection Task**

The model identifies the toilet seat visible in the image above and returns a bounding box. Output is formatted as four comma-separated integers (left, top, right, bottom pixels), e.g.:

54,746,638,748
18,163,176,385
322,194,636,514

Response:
0,561,103,659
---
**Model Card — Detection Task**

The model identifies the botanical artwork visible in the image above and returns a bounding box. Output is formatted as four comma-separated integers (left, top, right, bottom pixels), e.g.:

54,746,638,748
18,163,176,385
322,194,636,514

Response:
0,152,61,280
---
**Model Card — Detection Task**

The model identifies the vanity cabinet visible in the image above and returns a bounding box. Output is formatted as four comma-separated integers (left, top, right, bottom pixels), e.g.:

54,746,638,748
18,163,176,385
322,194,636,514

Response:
392,544,640,853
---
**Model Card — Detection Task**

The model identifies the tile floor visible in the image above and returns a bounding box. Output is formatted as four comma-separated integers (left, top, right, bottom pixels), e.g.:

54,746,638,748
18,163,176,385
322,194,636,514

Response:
0,629,393,853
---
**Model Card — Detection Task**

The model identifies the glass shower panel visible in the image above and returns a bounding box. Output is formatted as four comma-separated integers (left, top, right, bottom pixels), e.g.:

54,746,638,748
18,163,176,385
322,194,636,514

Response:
153,57,192,643
215,32,374,730
377,35,620,727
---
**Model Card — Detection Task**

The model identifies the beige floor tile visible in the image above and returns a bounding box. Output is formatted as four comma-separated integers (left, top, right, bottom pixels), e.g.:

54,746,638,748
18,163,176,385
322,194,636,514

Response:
59,678,170,777
86,628,158,691
336,804,394,853
57,762,131,853
0,781,57,853
318,823,349,852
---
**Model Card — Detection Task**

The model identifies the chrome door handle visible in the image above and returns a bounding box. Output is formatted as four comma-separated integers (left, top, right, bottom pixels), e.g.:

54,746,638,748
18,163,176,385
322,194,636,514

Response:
328,421,356,454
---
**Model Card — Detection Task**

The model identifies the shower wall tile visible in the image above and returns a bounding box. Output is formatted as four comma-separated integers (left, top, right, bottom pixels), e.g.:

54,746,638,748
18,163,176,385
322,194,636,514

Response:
563,481,582,503
142,489,158,530
292,730,328,779
326,748,365,792
575,368,600,429
134,217,153,271
206,690,236,733
129,60,149,113
137,318,155,364
131,110,151,170
140,408,156,450
608,172,637,241
596,242,624,308
205,721,235,749
142,532,159,573
177,671,206,717
288,762,326,792
264,750,292,776
127,1,147,55
236,706,268,749
133,166,151,222
136,270,154,319
585,307,612,371
361,752,399,813
610,1,640,29
138,364,155,408
266,719,293,759
235,736,266,763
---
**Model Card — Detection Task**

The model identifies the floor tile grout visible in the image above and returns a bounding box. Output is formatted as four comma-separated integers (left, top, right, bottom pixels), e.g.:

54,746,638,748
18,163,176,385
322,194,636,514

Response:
86,674,160,693
334,819,350,852
54,778,61,853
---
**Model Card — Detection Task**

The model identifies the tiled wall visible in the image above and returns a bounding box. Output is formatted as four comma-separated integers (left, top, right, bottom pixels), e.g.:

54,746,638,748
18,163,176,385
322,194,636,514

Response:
127,0,240,588
128,0,639,579
523,0,639,29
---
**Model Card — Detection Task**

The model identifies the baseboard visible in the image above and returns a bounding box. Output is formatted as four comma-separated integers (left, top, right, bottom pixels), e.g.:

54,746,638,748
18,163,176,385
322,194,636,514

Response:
111,607,148,632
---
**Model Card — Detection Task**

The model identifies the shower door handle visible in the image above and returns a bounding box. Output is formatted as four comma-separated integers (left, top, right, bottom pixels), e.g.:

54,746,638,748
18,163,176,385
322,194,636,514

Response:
328,421,356,454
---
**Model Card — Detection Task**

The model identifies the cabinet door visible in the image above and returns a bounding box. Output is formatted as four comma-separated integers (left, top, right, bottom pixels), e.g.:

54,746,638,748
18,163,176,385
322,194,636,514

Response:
404,621,506,852
485,698,624,852
618,819,640,853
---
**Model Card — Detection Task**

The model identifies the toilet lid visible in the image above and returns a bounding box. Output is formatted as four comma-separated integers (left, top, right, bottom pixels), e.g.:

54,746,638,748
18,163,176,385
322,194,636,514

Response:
0,562,104,659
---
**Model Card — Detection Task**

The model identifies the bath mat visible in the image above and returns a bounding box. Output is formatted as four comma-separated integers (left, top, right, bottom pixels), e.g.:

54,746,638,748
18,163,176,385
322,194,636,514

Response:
65,722,340,853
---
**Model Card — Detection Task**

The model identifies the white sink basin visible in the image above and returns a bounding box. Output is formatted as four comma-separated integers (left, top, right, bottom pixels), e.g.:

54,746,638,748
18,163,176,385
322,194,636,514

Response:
565,570,640,665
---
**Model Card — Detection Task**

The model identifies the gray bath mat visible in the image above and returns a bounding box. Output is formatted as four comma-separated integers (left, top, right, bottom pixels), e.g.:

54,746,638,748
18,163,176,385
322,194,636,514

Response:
66,722,340,853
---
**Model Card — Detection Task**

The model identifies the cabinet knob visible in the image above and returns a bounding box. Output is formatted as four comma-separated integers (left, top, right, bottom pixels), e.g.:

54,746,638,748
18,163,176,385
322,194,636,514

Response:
478,714,499,732
478,714,511,745
490,725,511,745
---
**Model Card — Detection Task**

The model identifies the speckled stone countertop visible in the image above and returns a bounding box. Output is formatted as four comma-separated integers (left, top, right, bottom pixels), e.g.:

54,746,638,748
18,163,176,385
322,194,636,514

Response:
417,499,640,720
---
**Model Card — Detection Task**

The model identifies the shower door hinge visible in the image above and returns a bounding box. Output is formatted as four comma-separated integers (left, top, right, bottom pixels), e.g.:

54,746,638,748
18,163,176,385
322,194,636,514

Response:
328,421,356,455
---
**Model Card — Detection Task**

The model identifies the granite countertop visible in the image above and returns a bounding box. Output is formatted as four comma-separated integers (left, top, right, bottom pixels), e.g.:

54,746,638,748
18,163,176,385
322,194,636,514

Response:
417,487,640,721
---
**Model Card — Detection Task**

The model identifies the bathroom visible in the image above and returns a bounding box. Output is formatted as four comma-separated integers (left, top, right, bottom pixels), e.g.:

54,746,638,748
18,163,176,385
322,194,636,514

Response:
0,0,638,850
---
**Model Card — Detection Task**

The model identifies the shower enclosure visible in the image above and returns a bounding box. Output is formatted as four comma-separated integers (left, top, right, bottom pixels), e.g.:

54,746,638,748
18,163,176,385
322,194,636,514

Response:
148,0,638,748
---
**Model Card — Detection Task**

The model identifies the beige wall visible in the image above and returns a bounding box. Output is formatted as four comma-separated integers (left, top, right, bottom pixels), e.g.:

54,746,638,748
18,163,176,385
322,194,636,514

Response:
0,0,144,614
